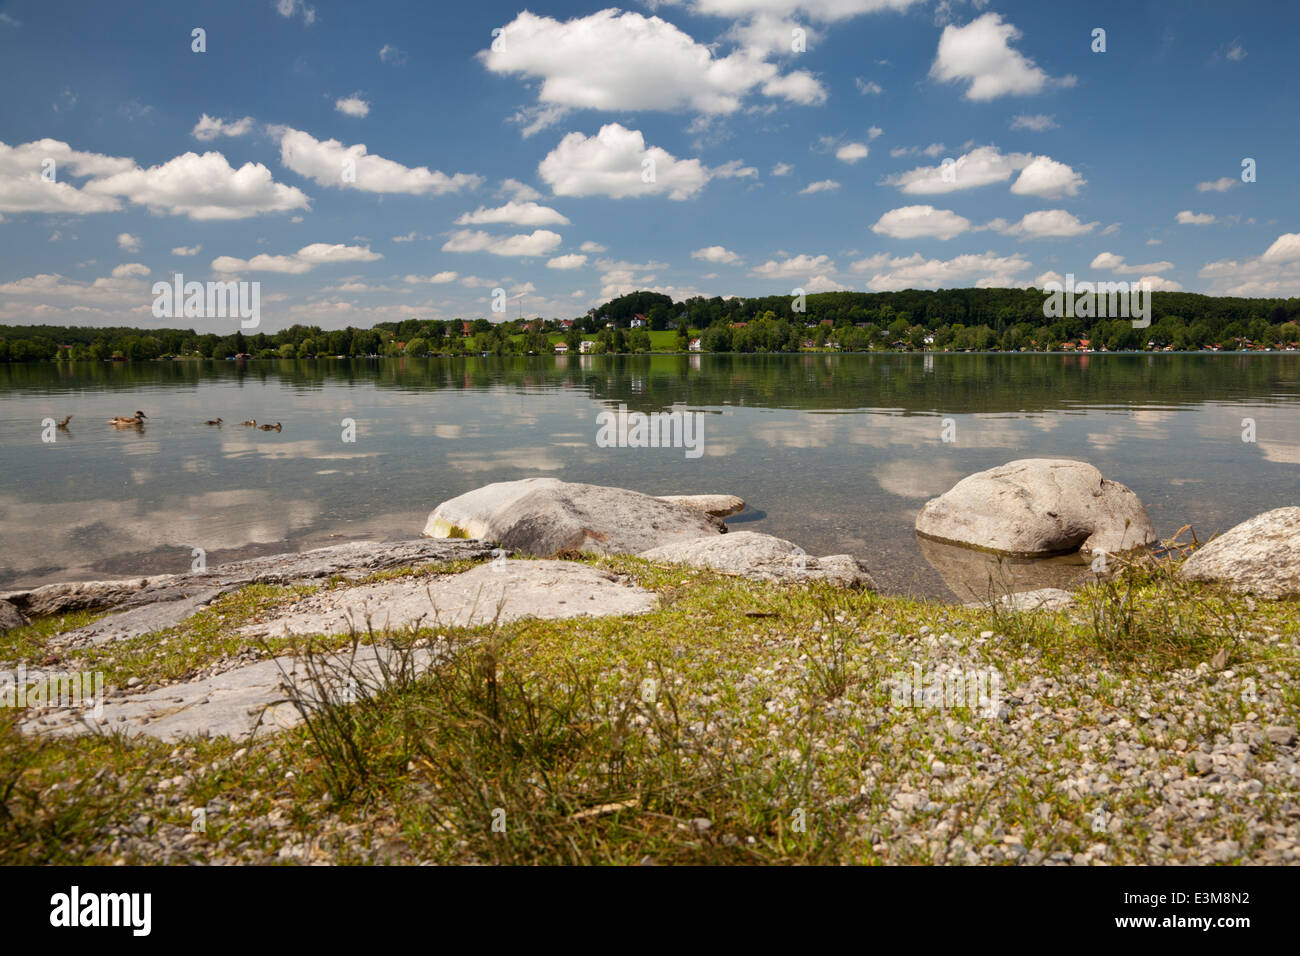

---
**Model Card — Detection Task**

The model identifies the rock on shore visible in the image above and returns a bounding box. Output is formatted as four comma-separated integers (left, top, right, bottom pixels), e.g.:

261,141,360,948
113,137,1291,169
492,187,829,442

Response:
915,458,1157,557
422,478,724,556
1179,506,1300,597
640,531,875,587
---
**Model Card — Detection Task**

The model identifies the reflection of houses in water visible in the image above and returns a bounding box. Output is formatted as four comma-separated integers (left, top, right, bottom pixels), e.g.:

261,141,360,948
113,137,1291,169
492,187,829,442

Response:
924,354,934,373
689,354,701,371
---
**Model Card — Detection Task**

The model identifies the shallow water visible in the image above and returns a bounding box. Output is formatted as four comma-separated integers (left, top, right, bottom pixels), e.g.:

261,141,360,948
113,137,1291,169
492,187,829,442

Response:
1,353,1297,599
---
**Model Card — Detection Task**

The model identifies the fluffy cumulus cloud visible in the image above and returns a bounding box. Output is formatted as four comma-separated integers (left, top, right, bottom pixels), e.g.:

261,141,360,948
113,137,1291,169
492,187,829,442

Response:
1089,252,1175,274
1196,177,1237,193
116,232,140,251
454,201,570,227
0,139,134,214
546,254,587,270
871,205,972,240
478,9,825,130
751,253,835,279
930,13,1075,101
998,209,1097,238
538,124,711,200
692,245,743,265
1200,233,1300,296
403,271,458,284
836,142,870,164
212,242,382,274
191,114,255,141
334,96,370,118
441,229,563,257
1010,113,1057,131
171,245,201,256
885,145,1084,198
277,127,482,195
86,151,311,220
1176,210,1216,225
850,249,1033,291
799,179,840,194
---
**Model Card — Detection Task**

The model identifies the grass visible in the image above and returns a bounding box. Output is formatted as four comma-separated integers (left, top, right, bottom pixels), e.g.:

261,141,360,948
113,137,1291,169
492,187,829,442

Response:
2,551,1297,864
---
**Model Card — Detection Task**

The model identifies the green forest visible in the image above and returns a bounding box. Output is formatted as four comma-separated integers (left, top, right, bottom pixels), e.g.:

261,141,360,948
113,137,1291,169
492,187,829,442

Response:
1,287,1297,361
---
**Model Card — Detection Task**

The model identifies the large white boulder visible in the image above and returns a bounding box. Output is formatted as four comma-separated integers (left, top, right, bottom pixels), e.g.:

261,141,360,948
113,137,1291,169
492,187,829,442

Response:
1179,507,1300,598
915,458,1157,557
422,478,723,556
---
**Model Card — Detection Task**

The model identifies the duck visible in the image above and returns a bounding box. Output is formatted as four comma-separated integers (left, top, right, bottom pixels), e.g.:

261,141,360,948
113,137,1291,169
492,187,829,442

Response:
56,415,72,429
204,417,223,426
258,421,282,432
108,410,147,427
240,419,257,427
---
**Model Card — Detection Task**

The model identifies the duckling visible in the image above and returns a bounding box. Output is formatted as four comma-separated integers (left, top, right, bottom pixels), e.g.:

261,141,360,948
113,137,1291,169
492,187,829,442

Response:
240,419,257,427
56,415,72,429
108,410,147,427
258,421,282,432
204,417,223,426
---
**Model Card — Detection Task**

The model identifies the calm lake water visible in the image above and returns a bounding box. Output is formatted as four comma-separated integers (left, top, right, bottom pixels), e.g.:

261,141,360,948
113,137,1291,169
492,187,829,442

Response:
1,353,1297,599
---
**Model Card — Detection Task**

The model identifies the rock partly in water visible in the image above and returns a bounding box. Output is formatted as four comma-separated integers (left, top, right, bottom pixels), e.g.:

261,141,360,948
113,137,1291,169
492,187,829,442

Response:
422,478,723,556
1179,507,1300,598
639,531,875,587
654,494,745,518
241,559,658,639
917,535,1092,604
916,458,1157,557
0,599,30,633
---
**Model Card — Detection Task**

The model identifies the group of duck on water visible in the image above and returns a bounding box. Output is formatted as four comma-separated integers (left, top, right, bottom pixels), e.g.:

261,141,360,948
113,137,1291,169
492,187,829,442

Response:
52,412,282,431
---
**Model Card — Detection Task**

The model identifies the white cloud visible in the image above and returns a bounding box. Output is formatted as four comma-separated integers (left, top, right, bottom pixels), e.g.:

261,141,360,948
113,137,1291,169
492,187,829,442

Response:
454,201,570,227
212,242,382,274
855,77,883,95
478,10,824,119
1199,234,1300,295
111,262,149,278
538,124,711,200
334,96,370,118
872,205,972,240
1089,252,1174,274
799,179,840,194
1196,177,1237,193
580,241,607,254
885,145,1083,198
930,13,1075,101
546,254,588,270
171,245,202,256
86,150,310,220
498,178,542,201
441,229,563,257
836,142,870,163
692,245,743,265
191,114,255,141
275,0,316,25
378,44,407,65
752,253,835,279
1010,155,1085,198
850,249,1033,291
688,1,925,22
1009,113,1057,131
0,139,134,214
391,231,429,243
712,159,759,179
116,232,140,252
277,127,482,195
1136,275,1183,292
403,271,459,284
999,209,1097,237
771,162,794,176
1177,210,1216,225
1226,41,1247,61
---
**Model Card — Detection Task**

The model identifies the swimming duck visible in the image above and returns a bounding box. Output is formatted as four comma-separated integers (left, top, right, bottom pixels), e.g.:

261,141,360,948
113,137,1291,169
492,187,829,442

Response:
108,410,147,427
56,415,72,428
204,417,223,426
258,421,282,432
240,419,257,427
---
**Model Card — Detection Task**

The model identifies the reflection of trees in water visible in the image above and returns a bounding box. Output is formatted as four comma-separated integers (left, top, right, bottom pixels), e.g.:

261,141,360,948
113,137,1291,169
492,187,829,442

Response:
3,354,1298,417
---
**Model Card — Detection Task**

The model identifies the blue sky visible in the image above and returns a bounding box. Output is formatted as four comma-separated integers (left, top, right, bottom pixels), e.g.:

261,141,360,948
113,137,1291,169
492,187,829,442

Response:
1,0,1297,331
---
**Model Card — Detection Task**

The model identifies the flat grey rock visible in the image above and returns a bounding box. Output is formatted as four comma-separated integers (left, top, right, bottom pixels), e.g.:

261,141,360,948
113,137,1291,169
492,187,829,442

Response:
2,538,493,617
916,458,1157,557
1179,507,1300,598
964,587,1077,612
423,478,723,556
640,531,875,587
655,494,746,517
62,591,221,647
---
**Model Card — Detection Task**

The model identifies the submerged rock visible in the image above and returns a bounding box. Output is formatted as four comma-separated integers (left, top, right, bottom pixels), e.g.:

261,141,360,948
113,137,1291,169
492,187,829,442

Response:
917,535,1092,604
1179,507,1300,598
915,458,1157,557
639,531,875,587
423,478,723,556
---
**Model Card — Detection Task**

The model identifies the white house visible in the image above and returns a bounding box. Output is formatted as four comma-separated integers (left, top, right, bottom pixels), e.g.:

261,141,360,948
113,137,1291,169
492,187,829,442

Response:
579,340,597,354
689,338,702,352
554,343,569,354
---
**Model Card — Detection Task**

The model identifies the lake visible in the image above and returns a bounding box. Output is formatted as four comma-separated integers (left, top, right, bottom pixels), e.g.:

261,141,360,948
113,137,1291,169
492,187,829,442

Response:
2,353,1297,599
